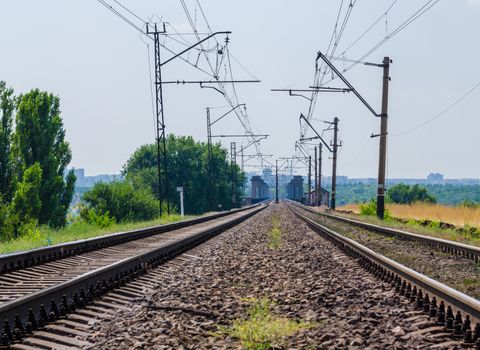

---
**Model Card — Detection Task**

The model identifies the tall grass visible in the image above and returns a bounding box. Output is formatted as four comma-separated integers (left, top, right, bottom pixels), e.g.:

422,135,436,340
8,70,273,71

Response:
341,203,480,228
0,214,192,255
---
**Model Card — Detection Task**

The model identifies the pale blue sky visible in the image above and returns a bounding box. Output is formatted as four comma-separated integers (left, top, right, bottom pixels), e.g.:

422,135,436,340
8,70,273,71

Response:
0,1,479,179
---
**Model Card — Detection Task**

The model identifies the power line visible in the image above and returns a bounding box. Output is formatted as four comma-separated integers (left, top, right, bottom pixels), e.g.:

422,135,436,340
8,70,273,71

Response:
340,0,399,56
302,0,357,140
391,79,480,137
113,0,146,25
338,138,372,165
328,0,441,81
97,0,215,77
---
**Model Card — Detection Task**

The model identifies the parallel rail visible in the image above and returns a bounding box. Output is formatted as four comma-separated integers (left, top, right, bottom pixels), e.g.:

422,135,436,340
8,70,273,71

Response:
0,204,266,346
0,203,261,275
294,202,480,261
290,204,480,343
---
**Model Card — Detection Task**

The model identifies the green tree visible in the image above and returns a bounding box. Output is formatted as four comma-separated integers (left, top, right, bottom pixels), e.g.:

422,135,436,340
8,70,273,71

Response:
123,135,245,214
387,184,436,204
12,163,42,223
0,81,15,201
14,89,76,227
81,181,158,223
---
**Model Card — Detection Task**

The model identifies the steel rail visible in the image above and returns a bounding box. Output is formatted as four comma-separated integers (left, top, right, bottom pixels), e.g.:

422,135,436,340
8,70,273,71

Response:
289,204,480,344
0,203,262,275
295,203,480,261
0,204,267,345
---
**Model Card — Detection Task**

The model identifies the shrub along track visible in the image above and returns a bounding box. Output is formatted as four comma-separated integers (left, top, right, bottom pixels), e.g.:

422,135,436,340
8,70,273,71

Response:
0,204,265,348
20,203,471,349
295,205,480,300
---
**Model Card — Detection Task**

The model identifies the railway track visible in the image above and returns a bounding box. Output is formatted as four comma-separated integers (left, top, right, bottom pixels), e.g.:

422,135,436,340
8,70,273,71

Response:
0,203,267,347
289,203,480,346
293,201,480,260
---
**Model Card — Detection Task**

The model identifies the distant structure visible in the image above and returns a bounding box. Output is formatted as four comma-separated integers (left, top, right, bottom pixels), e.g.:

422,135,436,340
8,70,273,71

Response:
72,168,120,188
262,168,274,186
306,187,330,206
250,176,269,202
427,172,444,184
286,176,304,202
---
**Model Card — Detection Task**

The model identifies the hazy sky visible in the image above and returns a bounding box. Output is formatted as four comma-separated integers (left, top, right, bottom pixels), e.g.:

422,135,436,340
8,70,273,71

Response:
1,1,479,179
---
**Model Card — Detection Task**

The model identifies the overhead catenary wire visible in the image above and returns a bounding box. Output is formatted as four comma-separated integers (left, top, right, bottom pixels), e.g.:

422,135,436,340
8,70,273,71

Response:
323,0,441,85
340,0,399,57
178,0,265,155
302,0,357,141
113,0,147,25
97,0,216,77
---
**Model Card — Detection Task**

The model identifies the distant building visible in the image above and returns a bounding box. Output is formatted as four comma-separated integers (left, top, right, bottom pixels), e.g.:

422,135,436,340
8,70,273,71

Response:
306,187,330,206
72,168,120,188
427,173,444,184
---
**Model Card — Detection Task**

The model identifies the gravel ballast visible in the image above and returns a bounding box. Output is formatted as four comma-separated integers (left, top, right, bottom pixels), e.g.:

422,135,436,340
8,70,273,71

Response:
88,204,461,349
300,208,480,300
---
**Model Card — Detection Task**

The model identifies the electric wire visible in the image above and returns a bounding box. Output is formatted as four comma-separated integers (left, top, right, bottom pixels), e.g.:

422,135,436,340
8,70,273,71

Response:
303,0,357,140
340,0,398,56
338,138,371,165
179,0,264,154
97,0,215,77
113,0,147,25
391,79,480,137
326,0,440,84
139,33,157,140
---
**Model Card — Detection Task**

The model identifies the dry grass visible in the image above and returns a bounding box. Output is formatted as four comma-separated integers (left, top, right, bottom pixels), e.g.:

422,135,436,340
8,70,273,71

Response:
339,203,480,228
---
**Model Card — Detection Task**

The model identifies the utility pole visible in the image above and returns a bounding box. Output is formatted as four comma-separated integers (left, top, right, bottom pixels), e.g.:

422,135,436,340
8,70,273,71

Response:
376,57,391,219
240,145,244,205
314,147,318,207
146,23,169,215
318,143,322,206
331,118,339,210
275,160,279,203
206,107,214,211
230,142,237,208
144,24,231,216
308,155,312,205
315,52,392,219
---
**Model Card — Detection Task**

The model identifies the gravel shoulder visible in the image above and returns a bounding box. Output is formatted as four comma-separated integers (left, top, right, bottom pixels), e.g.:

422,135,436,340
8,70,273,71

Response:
300,208,480,299
87,204,461,349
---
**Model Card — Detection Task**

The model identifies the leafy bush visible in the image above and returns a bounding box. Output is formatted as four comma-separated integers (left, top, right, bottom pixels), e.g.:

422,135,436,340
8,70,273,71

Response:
82,209,115,228
387,184,436,204
360,201,377,216
360,200,392,219
81,181,159,223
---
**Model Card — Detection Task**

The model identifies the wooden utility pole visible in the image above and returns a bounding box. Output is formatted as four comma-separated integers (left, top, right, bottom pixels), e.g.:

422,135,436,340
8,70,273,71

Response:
230,142,237,208
314,147,318,206
275,160,279,203
318,143,322,206
376,57,391,219
331,118,339,210
308,156,312,205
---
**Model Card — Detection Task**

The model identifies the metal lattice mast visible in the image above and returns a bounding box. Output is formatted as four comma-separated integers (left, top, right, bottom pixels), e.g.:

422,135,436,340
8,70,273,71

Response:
147,23,169,215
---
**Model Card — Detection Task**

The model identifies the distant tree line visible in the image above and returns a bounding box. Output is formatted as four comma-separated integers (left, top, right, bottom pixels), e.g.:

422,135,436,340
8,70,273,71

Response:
0,81,75,240
81,135,245,224
335,182,480,206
